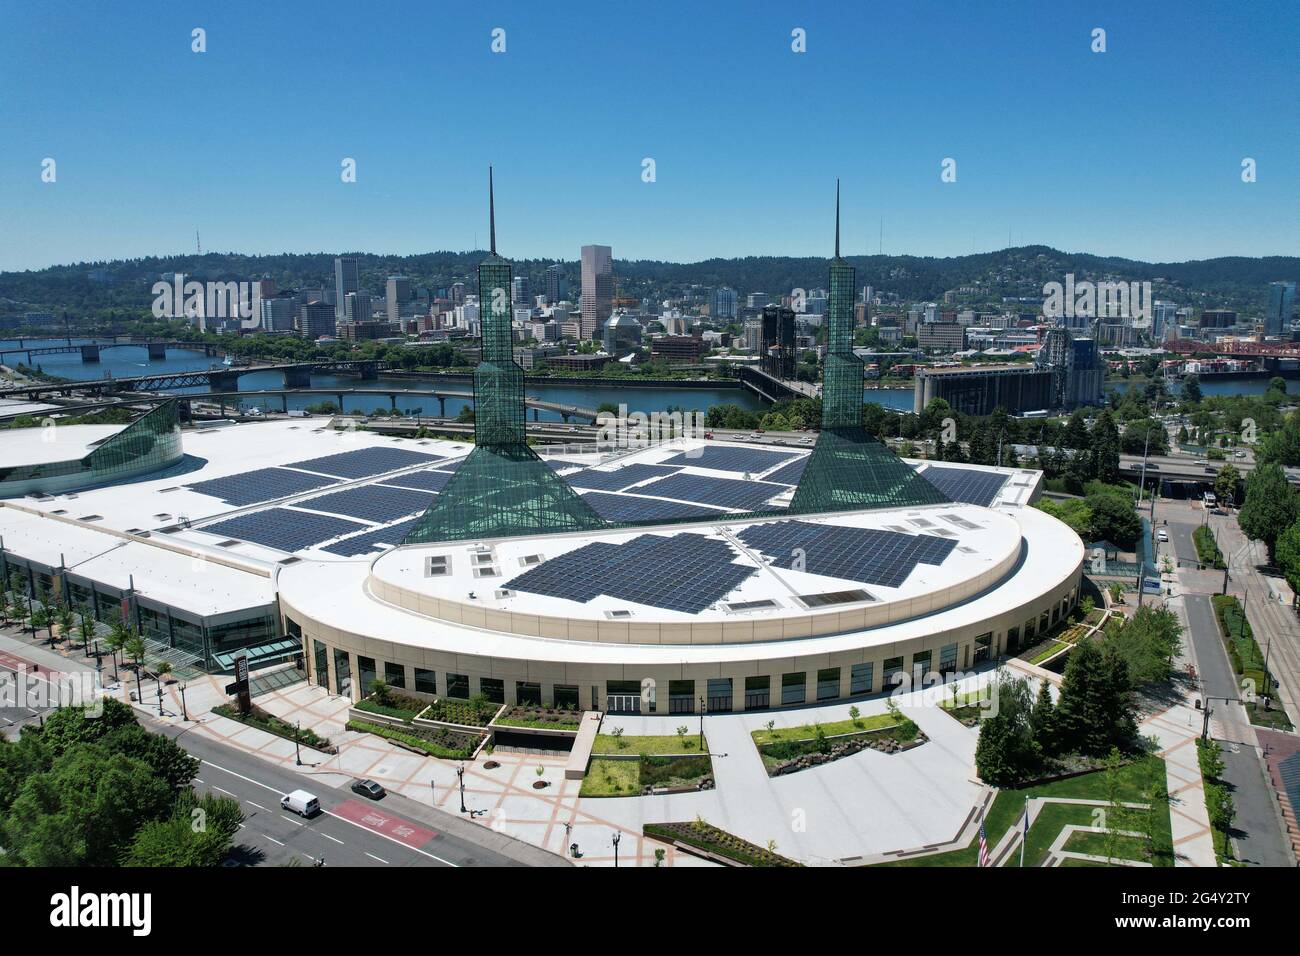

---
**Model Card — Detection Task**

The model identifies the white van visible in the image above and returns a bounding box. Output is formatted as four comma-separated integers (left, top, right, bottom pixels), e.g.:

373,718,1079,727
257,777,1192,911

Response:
281,790,321,817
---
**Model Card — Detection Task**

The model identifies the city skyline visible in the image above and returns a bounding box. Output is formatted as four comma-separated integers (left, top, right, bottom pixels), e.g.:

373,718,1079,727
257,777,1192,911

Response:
2,0,1297,273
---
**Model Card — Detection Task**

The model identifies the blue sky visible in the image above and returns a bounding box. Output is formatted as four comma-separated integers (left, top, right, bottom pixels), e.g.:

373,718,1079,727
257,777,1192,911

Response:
1,0,1296,271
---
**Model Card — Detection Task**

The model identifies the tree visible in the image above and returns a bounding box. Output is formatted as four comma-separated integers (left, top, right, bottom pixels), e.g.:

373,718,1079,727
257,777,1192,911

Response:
1087,491,1142,548
1029,679,1058,757
1090,411,1122,484
1053,640,1137,757
1214,464,1241,506
974,676,1039,786
1238,462,1299,564
1181,375,1202,405
124,792,243,867
1101,605,1183,688
1275,518,1300,596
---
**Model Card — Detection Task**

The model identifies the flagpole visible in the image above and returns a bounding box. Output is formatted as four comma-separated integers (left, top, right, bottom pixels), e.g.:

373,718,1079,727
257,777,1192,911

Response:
1019,796,1028,867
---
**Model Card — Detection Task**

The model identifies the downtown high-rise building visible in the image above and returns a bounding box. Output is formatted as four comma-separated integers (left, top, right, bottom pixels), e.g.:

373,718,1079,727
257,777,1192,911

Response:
1266,281,1296,337
545,263,567,305
512,275,531,307
580,244,613,340
386,276,412,323
712,286,737,319
334,257,359,320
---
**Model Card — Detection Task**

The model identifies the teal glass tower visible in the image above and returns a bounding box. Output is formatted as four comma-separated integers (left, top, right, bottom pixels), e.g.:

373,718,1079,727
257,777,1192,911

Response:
789,182,950,514
403,170,606,545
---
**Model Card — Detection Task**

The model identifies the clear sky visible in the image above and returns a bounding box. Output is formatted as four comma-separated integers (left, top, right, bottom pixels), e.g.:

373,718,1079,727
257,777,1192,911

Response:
2,0,1296,271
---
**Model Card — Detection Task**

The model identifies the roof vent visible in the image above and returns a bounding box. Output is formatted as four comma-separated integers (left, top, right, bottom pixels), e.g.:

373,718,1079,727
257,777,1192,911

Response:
78,515,103,522
472,565,498,579
727,599,779,612
604,609,632,620
494,588,514,599
425,555,449,577
519,554,543,567
798,589,875,608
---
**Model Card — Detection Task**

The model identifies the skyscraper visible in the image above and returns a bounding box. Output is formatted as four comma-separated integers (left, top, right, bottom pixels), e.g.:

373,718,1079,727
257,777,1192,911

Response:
334,257,359,320
403,170,604,545
512,275,531,308
712,286,738,320
1267,281,1296,337
545,263,567,305
580,244,613,340
386,276,411,323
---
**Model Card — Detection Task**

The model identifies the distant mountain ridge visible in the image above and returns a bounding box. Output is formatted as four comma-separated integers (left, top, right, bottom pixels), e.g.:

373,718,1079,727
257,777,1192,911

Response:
2,246,1297,318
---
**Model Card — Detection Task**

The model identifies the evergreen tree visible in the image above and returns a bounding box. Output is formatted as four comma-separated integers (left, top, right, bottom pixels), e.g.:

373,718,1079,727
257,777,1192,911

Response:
974,676,1039,786
1238,462,1299,564
1090,410,1122,484
1029,679,1058,757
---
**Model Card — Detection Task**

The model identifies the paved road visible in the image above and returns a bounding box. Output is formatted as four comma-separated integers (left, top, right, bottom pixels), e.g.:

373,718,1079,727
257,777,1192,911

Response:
149,717,562,867
1183,593,1293,866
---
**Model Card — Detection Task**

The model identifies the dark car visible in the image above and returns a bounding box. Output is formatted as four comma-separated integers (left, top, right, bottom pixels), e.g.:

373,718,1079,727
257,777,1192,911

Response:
351,779,386,800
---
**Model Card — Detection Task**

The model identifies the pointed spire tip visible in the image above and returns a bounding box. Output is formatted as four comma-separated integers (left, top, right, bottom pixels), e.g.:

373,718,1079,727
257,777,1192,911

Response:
488,166,497,255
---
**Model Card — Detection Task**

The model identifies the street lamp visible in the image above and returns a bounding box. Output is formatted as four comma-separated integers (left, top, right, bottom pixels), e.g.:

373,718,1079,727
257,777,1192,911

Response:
294,719,302,766
612,831,621,868
698,695,705,751
457,763,467,813
180,683,188,721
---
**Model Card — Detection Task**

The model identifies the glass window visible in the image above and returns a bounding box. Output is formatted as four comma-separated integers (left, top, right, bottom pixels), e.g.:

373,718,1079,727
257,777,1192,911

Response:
939,643,958,673
1024,618,1036,641
744,675,770,711
850,662,873,695
1005,626,1020,654
313,640,329,689
515,681,541,706
333,648,351,697
668,679,695,714
357,656,377,693
707,678,732,711
479,677,504,704
384,661,406,689
816,667,840,701
912,649,932,684
414,668,437,695
781,672,806,706
882,656,905,691
553,684,579,709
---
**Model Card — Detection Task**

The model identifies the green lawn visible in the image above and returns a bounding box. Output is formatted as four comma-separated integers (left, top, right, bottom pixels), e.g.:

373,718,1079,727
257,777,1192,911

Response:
580,758,640,797
874,755,1171,867
1062,829,1155,864
750,712,896,747
593,733,708,755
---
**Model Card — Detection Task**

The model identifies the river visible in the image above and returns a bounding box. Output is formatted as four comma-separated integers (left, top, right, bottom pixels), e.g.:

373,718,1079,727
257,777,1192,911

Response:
3,338,1273,419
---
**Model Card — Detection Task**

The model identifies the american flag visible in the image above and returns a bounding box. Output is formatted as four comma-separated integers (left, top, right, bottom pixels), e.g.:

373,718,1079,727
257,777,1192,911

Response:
978,821,990,867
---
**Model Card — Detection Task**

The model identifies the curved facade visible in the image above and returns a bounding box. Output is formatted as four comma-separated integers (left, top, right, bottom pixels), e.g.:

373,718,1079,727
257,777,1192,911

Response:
280,502,1084,713
0,400,184,498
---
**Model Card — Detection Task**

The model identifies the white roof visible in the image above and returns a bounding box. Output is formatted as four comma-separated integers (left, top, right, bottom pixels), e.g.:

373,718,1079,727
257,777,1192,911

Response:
1,423,123,467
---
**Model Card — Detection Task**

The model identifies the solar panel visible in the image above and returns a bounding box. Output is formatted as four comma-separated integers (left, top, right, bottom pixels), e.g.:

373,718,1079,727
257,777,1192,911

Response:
579,491,726,522
635,473,788,511
919,466,1009,507
297,485,434,523
565,463,681,492
506,533,757,613
200,508,366,552
284,447,440,479
322,518,421,556
765,456,809,486
377,469,456,493
661,446,800,475
738,520,956,588
186,467,340,506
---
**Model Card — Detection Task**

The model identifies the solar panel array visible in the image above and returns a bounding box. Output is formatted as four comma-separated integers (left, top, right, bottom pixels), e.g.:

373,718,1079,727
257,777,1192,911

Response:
579,491,725,523
636,473,788,511
380,469,457,493
920,466,1009,507
201,508,366,552
506,533,756,613
284,446,440,479
322,518,421,557
186,467,339,506
661,446,800,474
298,485,434,524
739,520,956,588
565,463,681,492
764,456,809,486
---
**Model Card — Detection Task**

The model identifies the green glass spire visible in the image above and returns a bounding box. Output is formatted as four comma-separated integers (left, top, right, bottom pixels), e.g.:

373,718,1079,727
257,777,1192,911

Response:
403,170,606,545
790,182,950,514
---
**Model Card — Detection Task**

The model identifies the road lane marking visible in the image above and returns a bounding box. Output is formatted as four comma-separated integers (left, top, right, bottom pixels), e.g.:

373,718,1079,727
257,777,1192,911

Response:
281,815,304,826
264,835,285,847
198,758,457,867
321,832,345,845
213,786,237,797
248,801,270,812
365,852,390,865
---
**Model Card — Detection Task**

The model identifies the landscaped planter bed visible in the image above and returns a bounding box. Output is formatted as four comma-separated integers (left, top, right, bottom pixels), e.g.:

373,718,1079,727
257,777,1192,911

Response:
420,697,500,728
346,718,484,759
644,821,802,867
759,722,925,776
493,704,582,730
214,703,335,753
354,692,429,723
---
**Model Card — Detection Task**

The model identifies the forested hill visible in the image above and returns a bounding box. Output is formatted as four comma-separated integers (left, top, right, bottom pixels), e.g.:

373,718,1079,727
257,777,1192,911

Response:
2,246,1297,320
